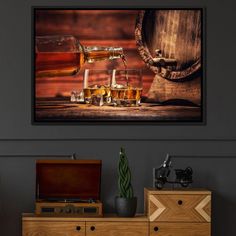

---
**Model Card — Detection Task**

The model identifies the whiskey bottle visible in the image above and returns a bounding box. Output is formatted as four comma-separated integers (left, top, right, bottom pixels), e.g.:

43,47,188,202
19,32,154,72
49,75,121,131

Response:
35,35,124,77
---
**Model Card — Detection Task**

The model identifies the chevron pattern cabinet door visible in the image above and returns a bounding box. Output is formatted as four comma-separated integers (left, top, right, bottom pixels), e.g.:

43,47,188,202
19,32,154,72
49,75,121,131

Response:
144,189,211,223
149,194,211,222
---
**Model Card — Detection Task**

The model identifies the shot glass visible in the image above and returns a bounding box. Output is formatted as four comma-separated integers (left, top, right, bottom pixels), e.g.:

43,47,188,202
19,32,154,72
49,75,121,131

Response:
83,69,112,106
110,69,142,106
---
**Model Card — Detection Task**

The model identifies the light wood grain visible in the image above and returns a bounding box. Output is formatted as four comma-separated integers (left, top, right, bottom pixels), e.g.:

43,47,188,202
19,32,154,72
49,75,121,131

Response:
22,214,148,222
144,189,211,223
22,218,148,236
23,221,85,236
149,194,211,222
194,195,211,222
23,188,212,236
145,188,211,195
149,195,165,221
86,222,148,236
150,222,210,236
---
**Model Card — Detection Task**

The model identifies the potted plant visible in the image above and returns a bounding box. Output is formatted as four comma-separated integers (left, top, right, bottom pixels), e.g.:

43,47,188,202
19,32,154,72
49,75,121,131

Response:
115,147,137,217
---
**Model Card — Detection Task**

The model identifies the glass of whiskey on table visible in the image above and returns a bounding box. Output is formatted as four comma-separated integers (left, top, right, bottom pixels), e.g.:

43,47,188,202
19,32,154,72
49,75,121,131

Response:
111,69,142,106
83,69,112,106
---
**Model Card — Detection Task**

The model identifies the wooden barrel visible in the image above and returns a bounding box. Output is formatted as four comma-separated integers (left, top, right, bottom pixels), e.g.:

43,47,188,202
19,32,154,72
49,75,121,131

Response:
135,10,202,81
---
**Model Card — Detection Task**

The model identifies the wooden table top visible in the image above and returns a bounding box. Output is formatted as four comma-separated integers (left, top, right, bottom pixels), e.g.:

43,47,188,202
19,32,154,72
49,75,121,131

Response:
22,213,148,222
35,98,201,122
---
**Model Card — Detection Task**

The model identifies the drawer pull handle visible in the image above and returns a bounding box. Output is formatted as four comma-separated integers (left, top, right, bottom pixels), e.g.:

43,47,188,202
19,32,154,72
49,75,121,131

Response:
76,226,81,231
90,226,96,231
154,226,159,232
178,200,183,205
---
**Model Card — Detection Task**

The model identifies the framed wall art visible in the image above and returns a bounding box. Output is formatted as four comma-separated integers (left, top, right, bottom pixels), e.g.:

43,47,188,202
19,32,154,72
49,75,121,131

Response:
32,8,204,123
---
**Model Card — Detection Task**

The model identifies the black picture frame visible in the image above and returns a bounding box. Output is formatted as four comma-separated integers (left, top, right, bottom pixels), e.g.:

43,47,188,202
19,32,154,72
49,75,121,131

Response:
32,7,206,125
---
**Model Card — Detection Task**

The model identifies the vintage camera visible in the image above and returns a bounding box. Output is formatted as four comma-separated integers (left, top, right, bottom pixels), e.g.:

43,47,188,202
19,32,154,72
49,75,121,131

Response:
153,154,193,189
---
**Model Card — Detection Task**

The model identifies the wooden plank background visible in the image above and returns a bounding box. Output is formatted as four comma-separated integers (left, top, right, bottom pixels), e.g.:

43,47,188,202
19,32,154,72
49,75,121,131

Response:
35,10,154,98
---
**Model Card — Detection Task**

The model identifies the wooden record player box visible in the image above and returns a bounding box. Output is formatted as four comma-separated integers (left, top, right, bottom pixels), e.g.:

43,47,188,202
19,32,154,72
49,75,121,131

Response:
35,160,103,217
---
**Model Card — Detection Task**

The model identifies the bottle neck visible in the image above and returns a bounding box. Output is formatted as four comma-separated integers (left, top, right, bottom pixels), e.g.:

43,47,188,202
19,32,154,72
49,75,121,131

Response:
84,46,124,63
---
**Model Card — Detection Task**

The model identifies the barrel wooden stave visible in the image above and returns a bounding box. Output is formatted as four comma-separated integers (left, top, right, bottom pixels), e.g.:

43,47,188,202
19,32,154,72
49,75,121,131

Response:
135,9,202,105
136,9,202,81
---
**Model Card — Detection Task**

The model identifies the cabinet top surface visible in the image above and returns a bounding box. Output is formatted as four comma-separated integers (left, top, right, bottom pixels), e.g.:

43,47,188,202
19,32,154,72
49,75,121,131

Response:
144,188,211,195
22,213,148,222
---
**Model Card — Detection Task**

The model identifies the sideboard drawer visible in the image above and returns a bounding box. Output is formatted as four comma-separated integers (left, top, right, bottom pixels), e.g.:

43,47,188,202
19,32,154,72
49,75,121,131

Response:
86,221,148,236
23,221,85,236
150,222,211,236
145,189,211,222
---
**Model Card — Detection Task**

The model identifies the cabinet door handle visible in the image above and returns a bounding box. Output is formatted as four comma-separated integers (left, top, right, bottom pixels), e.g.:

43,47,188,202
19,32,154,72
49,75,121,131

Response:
90,226,96,231
76,226,81,231
154,226,159,232
178,200,183,205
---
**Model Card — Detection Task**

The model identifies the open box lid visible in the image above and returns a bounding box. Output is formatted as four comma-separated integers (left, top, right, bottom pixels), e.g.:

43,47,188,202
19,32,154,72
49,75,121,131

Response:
36,160,102,201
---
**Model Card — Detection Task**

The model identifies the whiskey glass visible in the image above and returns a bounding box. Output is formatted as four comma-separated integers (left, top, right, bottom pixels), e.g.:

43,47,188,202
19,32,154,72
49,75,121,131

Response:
110,69,142,106
83,69,112,106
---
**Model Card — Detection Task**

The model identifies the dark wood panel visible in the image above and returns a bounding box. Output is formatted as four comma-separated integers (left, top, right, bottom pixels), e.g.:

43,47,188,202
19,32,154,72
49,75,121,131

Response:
35,10,138,40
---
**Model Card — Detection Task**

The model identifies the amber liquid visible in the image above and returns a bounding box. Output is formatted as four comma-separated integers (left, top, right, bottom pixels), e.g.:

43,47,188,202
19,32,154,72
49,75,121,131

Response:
86,50,115,62
35,52,84,77
121,55,129,84
111,88,142,100
84,87,111,98
35,50,122,78
84,87,111,104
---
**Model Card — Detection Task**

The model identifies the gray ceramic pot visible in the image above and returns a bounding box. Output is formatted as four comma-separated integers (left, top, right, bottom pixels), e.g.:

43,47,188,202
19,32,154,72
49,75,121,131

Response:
115,197,137,217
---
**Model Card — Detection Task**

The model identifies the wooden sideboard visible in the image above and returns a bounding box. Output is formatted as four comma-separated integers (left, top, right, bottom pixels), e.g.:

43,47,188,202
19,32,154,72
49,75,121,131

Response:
22,189,211,236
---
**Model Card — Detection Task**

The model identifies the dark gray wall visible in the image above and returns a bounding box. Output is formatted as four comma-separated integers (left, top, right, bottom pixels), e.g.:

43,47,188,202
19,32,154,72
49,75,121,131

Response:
0,0,236,236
